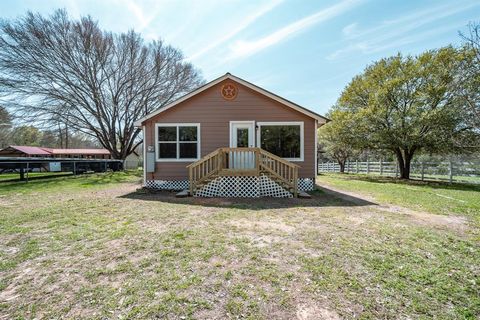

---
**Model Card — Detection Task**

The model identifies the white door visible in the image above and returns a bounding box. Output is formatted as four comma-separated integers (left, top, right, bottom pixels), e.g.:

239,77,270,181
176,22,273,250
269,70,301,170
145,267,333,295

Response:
230,121,255,169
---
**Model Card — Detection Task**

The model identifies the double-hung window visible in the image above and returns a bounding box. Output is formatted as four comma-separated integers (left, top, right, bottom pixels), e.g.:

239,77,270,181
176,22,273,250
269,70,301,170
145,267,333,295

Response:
155,123,200,161
257,121,304,161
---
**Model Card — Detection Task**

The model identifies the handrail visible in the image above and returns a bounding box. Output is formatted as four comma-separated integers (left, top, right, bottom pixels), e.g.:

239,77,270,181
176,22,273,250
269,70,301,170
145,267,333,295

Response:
187,147,298,197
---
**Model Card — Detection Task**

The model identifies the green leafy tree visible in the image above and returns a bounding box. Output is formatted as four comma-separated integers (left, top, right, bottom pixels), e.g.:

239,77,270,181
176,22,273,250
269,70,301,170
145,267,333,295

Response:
334,47,478,179
318,110,359,172
0,106,12,147
11,125,42,146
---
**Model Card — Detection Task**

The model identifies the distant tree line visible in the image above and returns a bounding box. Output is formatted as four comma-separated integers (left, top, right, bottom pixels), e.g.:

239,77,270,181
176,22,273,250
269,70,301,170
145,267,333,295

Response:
319,22,480,179
0,10,204,159
0,106,98,149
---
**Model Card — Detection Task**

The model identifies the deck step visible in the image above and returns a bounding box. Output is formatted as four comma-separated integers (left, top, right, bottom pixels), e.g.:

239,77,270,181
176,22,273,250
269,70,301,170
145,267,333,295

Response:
298,191,311,199
175,189,190,198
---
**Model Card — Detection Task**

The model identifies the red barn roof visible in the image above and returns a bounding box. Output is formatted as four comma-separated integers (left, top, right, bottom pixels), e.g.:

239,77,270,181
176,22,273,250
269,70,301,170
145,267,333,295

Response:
0,146,110,157
7,146,51,155
46,148,110,155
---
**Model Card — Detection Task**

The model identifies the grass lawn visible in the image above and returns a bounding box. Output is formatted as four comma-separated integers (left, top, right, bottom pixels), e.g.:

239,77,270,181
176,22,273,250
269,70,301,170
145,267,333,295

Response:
0,172,479,319
317,173,480,224
0,171,71,182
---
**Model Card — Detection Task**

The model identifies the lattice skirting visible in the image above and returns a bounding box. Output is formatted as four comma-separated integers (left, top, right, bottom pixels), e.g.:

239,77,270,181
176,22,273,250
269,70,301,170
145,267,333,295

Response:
195,175,293,198
298,178,315,191
144,177,315,194
145,180,189,190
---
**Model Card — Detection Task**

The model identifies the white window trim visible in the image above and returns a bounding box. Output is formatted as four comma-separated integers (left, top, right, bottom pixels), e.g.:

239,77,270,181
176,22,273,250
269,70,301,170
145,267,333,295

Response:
256,121,304,162
155,123,201,162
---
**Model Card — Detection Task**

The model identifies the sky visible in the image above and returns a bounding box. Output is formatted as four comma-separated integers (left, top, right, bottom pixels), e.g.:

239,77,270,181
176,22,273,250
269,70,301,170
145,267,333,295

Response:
0,0,479,116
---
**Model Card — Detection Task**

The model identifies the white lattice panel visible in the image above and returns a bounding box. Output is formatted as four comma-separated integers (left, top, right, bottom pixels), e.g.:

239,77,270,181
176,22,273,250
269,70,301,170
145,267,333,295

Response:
259,175,293,198
298,178,315,191
145,180,189,190
195,177,221,197
219,176,260,198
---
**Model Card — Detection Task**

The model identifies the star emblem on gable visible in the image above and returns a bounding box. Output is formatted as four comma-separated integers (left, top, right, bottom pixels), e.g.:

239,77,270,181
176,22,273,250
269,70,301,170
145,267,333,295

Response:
221,83,238,100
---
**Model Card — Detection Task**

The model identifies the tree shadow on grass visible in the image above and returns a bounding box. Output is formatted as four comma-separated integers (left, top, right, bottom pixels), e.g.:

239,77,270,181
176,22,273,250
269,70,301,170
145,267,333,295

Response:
322,173,480,193
118,185,376,210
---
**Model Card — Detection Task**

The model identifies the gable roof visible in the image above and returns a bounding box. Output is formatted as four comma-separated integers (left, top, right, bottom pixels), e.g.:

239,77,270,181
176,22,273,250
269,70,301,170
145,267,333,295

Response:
1,146,51,156
134,73,328,127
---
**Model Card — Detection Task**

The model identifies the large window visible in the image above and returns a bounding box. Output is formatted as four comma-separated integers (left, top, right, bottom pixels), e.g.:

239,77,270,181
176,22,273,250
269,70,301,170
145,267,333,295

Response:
257,122,303,161
155,124,200,161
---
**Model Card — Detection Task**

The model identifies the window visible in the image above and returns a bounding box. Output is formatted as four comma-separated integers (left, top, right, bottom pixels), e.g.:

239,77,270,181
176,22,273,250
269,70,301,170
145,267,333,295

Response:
156,124,200,161
257,122,303,161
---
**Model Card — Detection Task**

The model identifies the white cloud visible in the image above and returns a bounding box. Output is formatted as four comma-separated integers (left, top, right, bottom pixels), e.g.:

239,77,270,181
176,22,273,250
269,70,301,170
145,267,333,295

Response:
226,0,363,60
188,0,284,61
342,22,358,37
118,0,162,31
329,0,480,59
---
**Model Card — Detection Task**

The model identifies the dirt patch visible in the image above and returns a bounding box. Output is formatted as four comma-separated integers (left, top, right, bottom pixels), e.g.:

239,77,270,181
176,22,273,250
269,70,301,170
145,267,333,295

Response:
296,303,341,320
229,218,296,233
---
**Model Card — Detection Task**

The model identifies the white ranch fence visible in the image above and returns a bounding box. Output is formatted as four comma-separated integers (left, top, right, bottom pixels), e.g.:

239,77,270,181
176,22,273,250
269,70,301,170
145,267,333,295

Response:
318,160,480,184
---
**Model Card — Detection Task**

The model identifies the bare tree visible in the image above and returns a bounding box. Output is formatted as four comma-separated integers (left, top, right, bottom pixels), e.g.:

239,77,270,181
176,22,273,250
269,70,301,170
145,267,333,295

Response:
0,10,204,159
459,22,480,129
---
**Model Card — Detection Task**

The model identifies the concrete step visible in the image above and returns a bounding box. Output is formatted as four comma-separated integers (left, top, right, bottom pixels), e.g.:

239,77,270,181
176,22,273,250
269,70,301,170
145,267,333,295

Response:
175,189,190,198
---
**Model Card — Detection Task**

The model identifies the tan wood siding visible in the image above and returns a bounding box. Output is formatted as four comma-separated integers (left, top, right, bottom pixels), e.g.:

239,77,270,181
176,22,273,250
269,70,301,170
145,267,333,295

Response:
144,79,316,180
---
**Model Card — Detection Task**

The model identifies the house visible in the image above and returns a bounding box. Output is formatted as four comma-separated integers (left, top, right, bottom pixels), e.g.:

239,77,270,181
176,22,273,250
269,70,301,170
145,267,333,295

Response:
134,73,328,197
0,145,111,159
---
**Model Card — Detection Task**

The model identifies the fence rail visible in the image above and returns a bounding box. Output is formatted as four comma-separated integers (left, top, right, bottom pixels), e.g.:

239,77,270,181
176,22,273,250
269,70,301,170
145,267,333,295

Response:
318,160,480,184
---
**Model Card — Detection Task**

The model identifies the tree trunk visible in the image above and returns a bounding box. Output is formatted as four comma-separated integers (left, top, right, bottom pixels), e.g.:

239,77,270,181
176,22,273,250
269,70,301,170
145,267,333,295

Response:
338,160,346,173
394,147,415,179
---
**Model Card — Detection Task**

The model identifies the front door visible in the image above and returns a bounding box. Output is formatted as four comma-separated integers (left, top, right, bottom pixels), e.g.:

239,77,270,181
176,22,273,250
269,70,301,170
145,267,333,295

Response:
230,121,255,169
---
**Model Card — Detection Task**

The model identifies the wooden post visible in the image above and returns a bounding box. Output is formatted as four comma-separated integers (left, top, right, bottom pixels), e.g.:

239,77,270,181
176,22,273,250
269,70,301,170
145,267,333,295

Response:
366,159,370,174
395,161,398,178
255,149,260,175
189,167,193,195
293,168,298,197
449,160,453,183
379,158,383,176
356,160,359,173
421,162,425,181
73,161,76,175
346,160,350,173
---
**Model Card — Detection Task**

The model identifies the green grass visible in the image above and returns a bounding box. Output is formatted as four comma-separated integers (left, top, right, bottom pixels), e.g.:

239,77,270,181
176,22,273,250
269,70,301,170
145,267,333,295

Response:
0,172,479,319
0,171,70,182
317,173,480,220
0,170,141,195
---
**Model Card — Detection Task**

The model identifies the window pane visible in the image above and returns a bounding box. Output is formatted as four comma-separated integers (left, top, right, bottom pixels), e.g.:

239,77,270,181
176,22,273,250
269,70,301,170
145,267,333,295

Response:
159,143,176,158
260,125,300,158
179,126,197,141
236,128,249,147
179,143,197,158
158,126,176,141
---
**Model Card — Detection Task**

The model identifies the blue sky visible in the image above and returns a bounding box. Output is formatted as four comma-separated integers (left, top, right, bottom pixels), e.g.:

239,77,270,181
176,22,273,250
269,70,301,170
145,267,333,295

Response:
1,0,479,115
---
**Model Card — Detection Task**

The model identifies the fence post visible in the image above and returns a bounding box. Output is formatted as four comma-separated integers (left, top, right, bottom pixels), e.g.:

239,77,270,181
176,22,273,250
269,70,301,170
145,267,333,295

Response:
73,161,76,175
346,160,350,173
356,160,359,173
26,162,29,182
395,161,398,178
379,158,383,176
421,162,424,181
449,160,453,183
366,159,370,174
